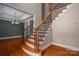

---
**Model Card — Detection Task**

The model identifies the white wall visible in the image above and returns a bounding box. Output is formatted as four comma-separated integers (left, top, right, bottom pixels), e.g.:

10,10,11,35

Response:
6,3,42,27
52,4,79,48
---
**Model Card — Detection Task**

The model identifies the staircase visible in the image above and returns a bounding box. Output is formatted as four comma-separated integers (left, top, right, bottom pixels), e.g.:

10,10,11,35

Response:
22,4,71,56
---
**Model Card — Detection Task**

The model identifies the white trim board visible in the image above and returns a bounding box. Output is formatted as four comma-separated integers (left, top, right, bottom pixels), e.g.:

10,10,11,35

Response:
0,35,22,40
52,43,79,51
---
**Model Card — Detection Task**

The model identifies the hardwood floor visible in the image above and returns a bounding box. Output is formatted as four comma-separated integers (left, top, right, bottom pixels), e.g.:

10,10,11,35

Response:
0,38,79,56
0,37,28,56
42,44,79,56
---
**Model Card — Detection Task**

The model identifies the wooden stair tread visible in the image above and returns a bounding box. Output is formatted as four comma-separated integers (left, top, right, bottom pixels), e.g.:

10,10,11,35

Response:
33,33,45,35
39,28,50,30
30,35,46,39
23,44,41,53
34,31,47,34
23,44,35,53
28,38,44,42
33,33,46,36
42,24,50,26
26,40,42,46
32,34,46,37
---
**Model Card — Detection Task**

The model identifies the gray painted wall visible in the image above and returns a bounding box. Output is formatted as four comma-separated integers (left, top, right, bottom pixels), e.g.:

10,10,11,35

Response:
42,3,49,18
0,19,24,38
52,4,79,48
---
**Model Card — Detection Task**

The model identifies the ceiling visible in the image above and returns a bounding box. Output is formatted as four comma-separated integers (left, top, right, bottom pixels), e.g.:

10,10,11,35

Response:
49,3,71,11
0,4,33,22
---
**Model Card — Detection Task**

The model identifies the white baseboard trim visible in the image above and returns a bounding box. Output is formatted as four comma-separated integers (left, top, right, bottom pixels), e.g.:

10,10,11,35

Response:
0,35,22,40
41,43,52,51
52,43,79,51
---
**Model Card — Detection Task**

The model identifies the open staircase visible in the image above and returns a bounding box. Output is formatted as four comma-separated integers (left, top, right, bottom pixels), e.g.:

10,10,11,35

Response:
22,4,71,56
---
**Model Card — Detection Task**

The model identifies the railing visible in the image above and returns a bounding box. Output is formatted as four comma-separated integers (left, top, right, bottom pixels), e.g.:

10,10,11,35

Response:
22,4,70,55
41,24,53,50
35,11,52,53
36,5,69,54
23,20,34,44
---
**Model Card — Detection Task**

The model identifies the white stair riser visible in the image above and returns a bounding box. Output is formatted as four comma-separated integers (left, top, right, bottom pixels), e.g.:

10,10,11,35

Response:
28,39,44,44
25,42,42,49
25,42,34,48
33,33,48,36
31,32,48,38
22,47,40,56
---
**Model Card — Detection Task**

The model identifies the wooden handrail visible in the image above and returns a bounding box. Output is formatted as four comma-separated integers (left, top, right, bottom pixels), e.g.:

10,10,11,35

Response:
36,11,52,31
36,3,69,31
35,11,52,52
25,3,67,32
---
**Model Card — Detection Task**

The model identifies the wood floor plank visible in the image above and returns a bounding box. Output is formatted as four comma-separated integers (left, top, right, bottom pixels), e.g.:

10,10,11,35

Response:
0,38,79,56
42,44,79,56
0,37,28,56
